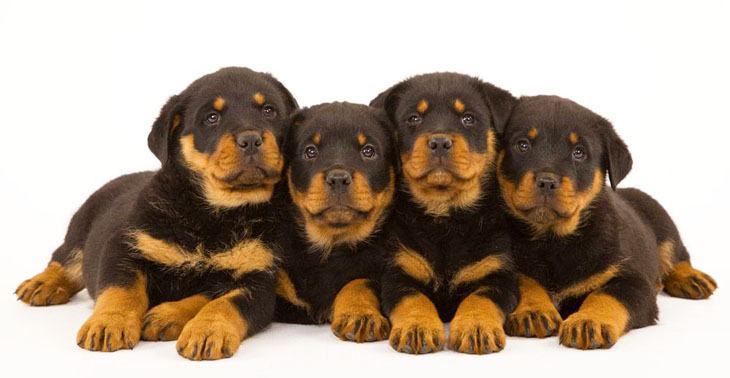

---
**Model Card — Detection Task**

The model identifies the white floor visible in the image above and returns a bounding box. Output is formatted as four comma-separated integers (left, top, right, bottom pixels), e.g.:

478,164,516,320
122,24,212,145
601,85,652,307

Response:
3,285,726,378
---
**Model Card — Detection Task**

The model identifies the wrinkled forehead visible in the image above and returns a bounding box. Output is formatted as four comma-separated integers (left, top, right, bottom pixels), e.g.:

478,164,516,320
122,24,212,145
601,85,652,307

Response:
184,74,284,110
297,109,389,147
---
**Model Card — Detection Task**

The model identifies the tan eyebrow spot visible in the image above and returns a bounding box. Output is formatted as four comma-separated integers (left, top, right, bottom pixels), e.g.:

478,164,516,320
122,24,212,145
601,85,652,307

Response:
453,99,465,113
527,127,538,139
357,132,367,146
213,97,226,111
312,132,321,145
569,132,579,144
416,99,429,114
253,92,266,106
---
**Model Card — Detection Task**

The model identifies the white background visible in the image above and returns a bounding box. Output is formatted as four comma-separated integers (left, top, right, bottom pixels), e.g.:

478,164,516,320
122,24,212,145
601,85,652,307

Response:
1,1,728,377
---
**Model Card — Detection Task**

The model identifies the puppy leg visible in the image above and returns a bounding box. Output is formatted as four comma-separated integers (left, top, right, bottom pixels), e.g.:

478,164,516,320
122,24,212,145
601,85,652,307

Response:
77,270,149,352
330,279,390,343
662,254,716,299
142,294,210,341
16,245,84,306
507,275,562,338
448,290,506,354
387,292,445,354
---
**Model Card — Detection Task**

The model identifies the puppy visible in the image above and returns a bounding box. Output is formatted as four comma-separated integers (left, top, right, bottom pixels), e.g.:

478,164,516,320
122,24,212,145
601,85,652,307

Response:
498,95,717,349
274,102,395,343
370,73,519,354
15,67,298,360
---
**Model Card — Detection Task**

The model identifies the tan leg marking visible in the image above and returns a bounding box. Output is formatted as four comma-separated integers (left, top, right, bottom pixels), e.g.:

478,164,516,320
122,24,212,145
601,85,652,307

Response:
389,293,445,354
507,275,562,338
76,272,148,352
142,294,210,341
663,261,717,299
559,292,628,350
16,251,84,306
448,290,506,354
275,270,311,311
176,289,248,360
330,279,390,343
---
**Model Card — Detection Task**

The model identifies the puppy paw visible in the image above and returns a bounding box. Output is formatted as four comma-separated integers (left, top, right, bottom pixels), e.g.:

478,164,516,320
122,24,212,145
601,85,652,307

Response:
16,278,72,306
176,318,241,360
663,262,717,299
142,303,193,341
331,312,390,342
559,315,619,350
448,320,505,354
507,307,562,338
389,318,445,354
76,312,141,352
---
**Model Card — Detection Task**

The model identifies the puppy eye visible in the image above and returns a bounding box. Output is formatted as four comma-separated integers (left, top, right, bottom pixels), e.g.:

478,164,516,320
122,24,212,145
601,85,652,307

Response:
461,113,476,126
572,145,587,161
406,114,423,126
516,139,531,153
205,112,220,126
361,144,376,159
304,145,318,160
262,104,277,118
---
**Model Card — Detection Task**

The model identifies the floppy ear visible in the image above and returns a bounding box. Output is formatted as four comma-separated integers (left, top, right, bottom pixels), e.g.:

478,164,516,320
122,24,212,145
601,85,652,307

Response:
263,74,299,115
148,94,186,165
283,109,307,160
599,119,633,189
369,82,407,125
478,82,517,134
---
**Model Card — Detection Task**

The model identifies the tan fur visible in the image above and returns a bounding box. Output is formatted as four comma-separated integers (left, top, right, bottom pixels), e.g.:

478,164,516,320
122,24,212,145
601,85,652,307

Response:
389,293,445,354
449,254,505,289
569,132,579,144
657,240,675,277
176,289,249,360
402,130,497,216
16,251,84,306
275,270,311,311
416,99,429,113
357,132,367,146
448,290,505,354
527,127,539,139
394,245,436,286
453,99,465,113
76,271,148,352
142,294,210,341
554,264,620,303
330,279,390,342
213,96,226,111
559,292,628,349
131,231,275,277
663,261,717,299
288,168,395,252
507,275,562,338
312,132,321,145
253,92,266,106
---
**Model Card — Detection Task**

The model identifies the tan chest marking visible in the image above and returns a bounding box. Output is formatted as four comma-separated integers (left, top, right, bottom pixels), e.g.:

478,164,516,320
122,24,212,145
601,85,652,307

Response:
275,270,311,311
450,254,506,289
554,264,620,303
394,245,436,286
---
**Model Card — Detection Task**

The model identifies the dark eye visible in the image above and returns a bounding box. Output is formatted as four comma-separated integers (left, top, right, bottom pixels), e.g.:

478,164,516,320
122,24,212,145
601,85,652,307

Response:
572,145,586,161
516,139,531,153
361,144,376,159
406,114,422,126
304,145,318,160
205,112,220,126
262,104,277,118
461,113,476,126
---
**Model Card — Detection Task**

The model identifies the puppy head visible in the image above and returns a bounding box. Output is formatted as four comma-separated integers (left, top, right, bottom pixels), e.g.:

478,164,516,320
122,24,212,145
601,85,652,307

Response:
371,72,516,216
286,102,396,251
148,67,298,208
497,96,632,237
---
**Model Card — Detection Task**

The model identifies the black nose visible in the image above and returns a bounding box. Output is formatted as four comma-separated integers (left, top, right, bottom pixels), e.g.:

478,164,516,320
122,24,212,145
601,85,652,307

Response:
536,172,561,193
325,169,352,192
428,136,453,156
236,131,263,155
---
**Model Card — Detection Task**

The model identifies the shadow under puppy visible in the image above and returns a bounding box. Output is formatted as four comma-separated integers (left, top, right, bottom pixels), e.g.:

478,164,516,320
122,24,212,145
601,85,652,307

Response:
15,67,298,360
370,73,519,354
498,95,717,349
274,102,396,342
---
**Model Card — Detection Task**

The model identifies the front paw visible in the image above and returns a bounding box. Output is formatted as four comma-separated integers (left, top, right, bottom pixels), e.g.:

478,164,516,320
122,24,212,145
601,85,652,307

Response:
507,307,562,338
76,312,141,352
142,303,191,341
331,312,390,343
448,319,505,354
176,319,241,360
559,314,619,350
389,318,445,354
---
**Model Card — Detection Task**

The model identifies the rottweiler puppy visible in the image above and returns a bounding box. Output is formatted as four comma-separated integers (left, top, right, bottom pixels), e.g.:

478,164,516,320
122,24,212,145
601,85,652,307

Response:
370,73,519,354
15,67,298,360
273,102,395,343
498,95,717,349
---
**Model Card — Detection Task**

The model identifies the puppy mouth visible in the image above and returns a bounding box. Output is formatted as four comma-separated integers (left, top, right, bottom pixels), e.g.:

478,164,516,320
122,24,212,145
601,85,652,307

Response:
310,205,371,227
514,197,576,223
213,166,279,189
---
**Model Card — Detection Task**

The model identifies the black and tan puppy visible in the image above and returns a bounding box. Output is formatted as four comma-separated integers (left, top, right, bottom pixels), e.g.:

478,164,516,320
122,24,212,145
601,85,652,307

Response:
370,73,519,354
274,102,395,342
15,67,298,360
498,95,717,349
